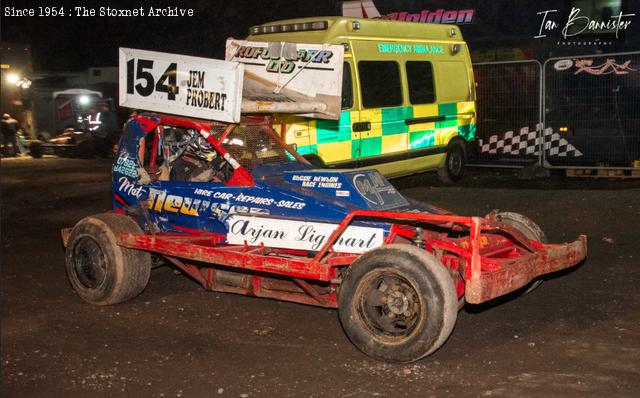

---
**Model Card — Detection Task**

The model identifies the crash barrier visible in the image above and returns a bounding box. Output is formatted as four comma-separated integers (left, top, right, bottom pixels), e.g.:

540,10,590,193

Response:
472,51,640,169
472,60,543,166
543,51,640,168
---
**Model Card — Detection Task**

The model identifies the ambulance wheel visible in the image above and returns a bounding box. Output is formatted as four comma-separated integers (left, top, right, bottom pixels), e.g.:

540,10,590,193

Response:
437,142,465,183
338,245,457,363
495,211,548,294
65,213,151,305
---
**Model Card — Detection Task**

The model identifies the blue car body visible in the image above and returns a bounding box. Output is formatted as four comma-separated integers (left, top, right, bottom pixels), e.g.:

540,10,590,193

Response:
112,114,446,250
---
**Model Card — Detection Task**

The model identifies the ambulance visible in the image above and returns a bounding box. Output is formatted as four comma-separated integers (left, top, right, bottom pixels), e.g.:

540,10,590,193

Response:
246,17,476,182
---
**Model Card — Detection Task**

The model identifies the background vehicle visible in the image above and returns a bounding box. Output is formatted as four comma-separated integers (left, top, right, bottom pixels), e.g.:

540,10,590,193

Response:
246,17,477,182
29,98,119,159
62,114,585,362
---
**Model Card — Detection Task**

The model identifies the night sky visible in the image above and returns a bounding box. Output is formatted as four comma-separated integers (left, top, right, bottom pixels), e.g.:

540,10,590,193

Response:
1,0,337,71
4,0,635,72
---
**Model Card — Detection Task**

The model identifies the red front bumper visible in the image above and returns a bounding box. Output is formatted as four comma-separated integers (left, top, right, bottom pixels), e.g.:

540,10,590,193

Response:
464,235,587,304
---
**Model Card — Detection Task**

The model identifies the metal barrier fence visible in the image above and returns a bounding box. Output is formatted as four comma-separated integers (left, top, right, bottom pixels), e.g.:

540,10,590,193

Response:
473,60,543,166
472,51,640,169
543,51,640,168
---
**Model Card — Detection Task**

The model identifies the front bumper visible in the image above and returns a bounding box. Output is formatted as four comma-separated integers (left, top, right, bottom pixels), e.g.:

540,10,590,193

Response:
465,235,587,304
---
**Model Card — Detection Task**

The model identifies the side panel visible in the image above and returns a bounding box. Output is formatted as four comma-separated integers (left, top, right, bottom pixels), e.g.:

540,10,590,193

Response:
315,110,356,163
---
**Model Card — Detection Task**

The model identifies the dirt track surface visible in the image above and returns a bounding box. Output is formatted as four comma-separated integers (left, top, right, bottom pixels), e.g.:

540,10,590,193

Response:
2,157,639,397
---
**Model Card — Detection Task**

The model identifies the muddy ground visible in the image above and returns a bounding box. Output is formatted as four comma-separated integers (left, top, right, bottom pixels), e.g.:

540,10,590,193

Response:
2,157,639,397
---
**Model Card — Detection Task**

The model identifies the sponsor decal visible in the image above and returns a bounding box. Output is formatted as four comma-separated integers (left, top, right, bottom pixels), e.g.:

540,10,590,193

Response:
553,58,638,75
291,174,343,189
353,172,401,206
336,190,350,197
340,1,473,24
148,189,303,218
193,188,214,197
353,173,384,206
383,9,474,24
574,59,637,75
351,171,408,210
226,215,384,253
113,152,138,178
148,188,202,216
212,191,305,209
232,45,335,74
554,59,574,71
117,176,145,199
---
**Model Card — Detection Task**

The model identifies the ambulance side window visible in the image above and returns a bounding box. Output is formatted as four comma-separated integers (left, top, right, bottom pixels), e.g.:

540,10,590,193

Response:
342,62,353,109
358,61,402,109
406,61,436,104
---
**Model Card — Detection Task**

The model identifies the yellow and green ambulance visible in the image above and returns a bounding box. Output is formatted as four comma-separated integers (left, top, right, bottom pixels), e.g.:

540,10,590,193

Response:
247,16,476,182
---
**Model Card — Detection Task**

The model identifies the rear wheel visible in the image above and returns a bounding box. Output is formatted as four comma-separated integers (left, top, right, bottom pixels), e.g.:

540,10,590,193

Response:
29,141,43,159
495,211,548,294
437,142,465,183
338,245,457,362
65,213,151,305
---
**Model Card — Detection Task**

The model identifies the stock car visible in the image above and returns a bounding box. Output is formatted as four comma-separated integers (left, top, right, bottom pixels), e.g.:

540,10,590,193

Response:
28,127,95,158
62,113,587,362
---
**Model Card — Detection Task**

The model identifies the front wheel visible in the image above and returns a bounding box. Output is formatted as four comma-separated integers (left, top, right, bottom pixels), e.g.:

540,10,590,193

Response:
437,142,466,183
338,245,458,363
65,213,151,305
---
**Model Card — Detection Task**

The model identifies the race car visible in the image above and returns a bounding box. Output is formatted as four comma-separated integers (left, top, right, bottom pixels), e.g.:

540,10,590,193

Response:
28,127,94,158
62,113,587,362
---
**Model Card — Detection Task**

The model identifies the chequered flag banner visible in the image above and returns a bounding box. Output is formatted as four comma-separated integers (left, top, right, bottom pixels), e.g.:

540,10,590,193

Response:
479,126,583,157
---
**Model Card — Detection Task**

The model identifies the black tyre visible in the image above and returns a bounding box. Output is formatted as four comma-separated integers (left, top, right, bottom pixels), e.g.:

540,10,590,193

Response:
65,213,151,305
29,141,44,159
437,142,465,183
495,211,548,294
338,245,458,362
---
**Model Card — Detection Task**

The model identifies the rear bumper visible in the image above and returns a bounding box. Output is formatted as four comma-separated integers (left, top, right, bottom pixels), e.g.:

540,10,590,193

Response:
465,235,587,304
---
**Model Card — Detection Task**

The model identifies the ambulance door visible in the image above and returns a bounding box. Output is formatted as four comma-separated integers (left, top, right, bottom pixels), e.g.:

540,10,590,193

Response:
352,41,409,174
433,53,475,147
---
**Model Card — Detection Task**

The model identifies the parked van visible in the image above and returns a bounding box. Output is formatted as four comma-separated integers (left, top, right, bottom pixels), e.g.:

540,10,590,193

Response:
247,17,476,182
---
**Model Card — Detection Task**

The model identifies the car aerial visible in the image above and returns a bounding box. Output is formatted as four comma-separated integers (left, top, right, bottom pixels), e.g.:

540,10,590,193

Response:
62,113,587,362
